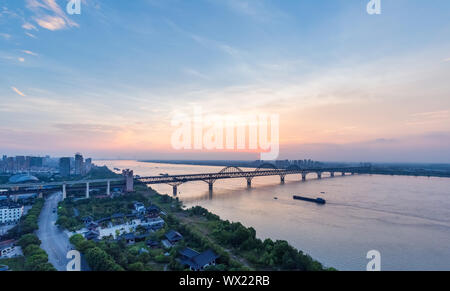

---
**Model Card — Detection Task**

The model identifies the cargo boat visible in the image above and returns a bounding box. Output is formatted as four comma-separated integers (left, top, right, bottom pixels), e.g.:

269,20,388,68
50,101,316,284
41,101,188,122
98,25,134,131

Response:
293,195,326,205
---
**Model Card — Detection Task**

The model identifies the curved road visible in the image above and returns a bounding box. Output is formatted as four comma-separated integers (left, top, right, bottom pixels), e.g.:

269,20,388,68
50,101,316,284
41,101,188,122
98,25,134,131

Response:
37,192,88,271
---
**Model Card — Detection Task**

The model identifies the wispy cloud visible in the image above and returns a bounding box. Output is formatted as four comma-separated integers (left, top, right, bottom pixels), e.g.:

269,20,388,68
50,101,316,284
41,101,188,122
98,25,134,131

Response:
22,50,38,56
11,87,26,97
0,33,11,39
444,58,450,62
25,32,37,39
26,0,79,31
18,57,25,62
22,22,38,31
219,0,288,22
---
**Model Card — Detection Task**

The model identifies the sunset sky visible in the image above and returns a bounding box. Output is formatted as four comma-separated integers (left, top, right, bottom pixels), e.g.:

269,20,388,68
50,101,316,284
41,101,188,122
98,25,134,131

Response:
0,0,449,162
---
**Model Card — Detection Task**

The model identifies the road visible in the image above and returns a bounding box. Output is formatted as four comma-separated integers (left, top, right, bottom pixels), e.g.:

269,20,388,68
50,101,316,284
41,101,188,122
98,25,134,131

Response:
37,192,88,271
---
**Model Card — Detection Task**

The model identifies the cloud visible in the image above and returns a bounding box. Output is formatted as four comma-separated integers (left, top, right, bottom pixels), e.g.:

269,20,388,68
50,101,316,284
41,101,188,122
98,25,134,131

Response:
219,0,288,22
18,57,25,62
444,58,450,62
11,87,26,97
0,33,11,39
22,50,38,56
25,32,37,38
26,0,79,31
22,22,38,30
35,15,66,31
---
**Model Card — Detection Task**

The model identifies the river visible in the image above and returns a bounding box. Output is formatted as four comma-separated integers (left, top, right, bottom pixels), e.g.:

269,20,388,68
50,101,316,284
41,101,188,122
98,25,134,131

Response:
96,160,450,271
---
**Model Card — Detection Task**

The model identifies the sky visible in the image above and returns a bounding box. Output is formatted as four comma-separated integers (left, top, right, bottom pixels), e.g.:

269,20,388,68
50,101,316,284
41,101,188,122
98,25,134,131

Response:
0,0,449,162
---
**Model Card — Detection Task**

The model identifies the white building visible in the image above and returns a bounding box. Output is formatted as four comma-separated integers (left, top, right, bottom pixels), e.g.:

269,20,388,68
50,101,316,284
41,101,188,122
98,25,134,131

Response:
0,204,24,225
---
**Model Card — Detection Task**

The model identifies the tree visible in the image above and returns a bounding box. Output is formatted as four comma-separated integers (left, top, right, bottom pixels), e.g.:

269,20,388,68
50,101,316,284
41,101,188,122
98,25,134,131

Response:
18,234,41,249
128,262,145,271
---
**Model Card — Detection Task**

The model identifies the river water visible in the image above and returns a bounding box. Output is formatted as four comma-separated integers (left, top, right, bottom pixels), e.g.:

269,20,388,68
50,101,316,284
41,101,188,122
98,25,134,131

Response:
96,160,450,271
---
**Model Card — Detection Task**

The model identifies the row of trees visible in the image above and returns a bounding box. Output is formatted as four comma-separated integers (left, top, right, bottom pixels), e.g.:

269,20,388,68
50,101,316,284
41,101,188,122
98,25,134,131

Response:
17,234,55,271
1,199,56,271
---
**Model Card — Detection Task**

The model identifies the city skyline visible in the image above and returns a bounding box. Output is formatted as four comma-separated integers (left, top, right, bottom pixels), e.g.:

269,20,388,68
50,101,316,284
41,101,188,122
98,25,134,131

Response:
1,0,450,162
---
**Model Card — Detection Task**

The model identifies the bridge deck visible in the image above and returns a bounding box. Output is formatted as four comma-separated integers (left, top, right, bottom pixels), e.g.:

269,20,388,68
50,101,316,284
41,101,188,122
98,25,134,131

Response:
137,167,366,184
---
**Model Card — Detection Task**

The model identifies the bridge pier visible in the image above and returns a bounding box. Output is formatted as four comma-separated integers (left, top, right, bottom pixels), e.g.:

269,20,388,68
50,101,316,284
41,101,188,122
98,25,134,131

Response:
317,172,322,179
62,183,67,200
302,173,307,181
173,185,178,196
246,178,252,188
208,182,214,192
330,172,335,178
280,176,285,184
106,180,111,196
86,182,90,198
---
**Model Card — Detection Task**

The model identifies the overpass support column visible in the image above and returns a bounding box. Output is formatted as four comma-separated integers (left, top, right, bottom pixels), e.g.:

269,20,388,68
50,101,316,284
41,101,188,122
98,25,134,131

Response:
302,173,307,181
330,172,335,178
342,172,346,176
62,183,67,200
317,172,322,179
106,180,111,196
86,182,90,198
123,169,134,193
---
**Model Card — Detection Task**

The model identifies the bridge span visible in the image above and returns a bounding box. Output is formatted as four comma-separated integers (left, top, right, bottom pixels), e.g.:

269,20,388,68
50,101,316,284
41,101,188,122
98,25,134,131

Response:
136,164,370,195
0,166,369,198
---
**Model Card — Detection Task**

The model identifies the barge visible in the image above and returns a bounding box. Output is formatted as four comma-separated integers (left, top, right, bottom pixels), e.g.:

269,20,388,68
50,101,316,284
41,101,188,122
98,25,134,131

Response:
293,195,326,205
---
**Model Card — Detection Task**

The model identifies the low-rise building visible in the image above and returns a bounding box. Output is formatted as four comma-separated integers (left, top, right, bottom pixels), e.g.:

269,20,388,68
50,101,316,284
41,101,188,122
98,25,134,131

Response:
178,247,219,271
165,230,183,244
0,203,24,225
134,202,145,213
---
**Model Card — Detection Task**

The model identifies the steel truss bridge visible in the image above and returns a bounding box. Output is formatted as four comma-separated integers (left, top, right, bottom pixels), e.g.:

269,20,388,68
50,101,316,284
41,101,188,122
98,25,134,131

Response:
0,165,370,198
136,164,370,195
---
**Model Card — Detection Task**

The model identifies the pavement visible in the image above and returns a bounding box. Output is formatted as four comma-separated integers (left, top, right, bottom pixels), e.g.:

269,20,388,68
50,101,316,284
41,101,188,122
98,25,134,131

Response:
37,192,88,271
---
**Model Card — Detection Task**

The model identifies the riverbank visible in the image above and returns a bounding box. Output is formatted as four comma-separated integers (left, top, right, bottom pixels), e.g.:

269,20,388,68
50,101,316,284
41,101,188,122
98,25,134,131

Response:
59,180,332,271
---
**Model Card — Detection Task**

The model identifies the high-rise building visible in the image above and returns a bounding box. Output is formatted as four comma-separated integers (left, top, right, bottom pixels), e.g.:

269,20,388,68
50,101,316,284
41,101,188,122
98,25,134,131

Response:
59,157,71,177
74,153,84,175
30,157,43,168
15,156,25,171
6,157,14,172
85,158,92,174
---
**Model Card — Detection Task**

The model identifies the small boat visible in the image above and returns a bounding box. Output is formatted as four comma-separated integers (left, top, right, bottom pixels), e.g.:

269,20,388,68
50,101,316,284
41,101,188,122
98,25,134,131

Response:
274,197,278,200
114,168,120,171
293,195,326,205
320,192,325,194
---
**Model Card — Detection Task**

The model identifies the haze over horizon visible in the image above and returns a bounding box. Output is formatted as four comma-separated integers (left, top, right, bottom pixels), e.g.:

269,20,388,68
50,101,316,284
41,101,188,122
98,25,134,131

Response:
1,0,450,163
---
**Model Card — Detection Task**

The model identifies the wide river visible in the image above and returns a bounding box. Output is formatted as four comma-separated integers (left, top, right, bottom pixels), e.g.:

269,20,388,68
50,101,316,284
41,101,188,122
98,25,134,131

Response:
97,160,450,271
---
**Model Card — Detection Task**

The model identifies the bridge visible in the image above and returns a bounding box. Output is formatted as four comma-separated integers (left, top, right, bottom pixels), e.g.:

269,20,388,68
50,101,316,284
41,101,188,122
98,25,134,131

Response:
137,164,370,195
0,166,370,198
